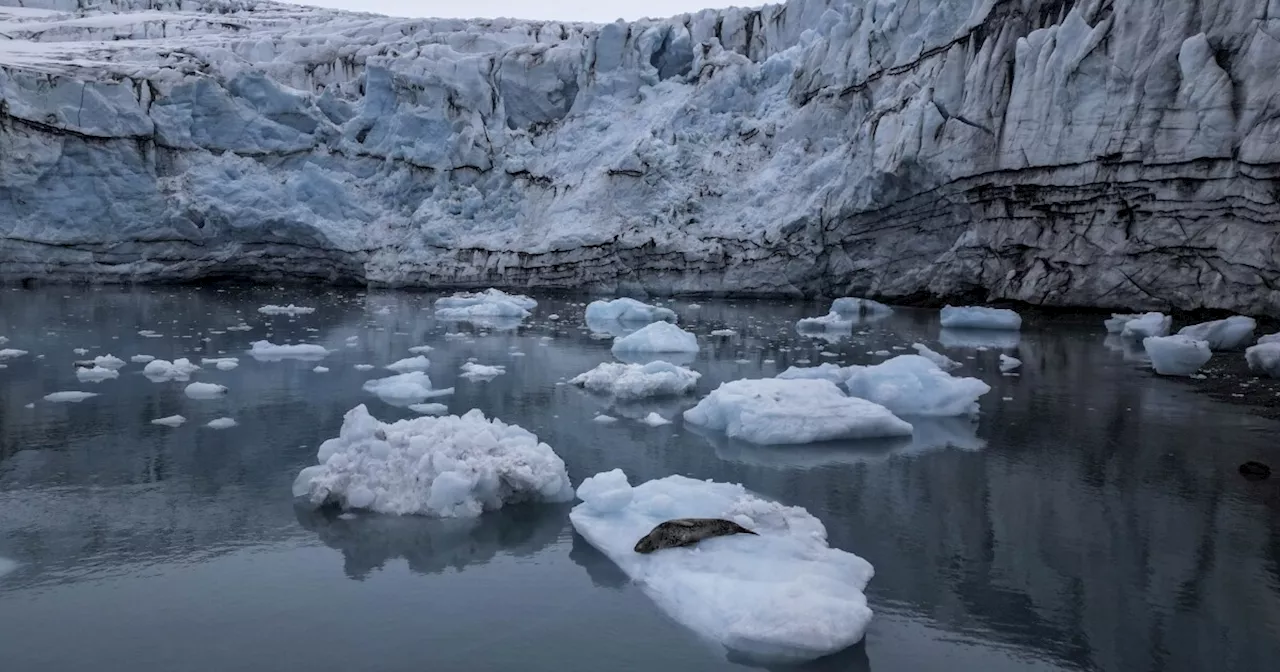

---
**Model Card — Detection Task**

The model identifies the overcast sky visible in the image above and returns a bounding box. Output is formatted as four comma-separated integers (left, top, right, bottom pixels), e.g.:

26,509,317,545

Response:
279,1,739,23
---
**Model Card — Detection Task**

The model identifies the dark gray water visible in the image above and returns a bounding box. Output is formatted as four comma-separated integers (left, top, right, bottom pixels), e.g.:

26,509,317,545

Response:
1,285,1278,672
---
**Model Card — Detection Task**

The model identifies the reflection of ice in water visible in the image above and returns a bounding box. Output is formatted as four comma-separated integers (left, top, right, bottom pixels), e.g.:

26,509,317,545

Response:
612,350,697,367
695,417,983,469
294,503,568,580
0,557,17,579
938,328,1022,349
1103,334,1151,363
435,315,526,332
585,316,642,338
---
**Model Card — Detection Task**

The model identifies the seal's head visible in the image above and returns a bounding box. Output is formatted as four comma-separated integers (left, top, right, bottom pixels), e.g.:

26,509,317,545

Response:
634,533,660,554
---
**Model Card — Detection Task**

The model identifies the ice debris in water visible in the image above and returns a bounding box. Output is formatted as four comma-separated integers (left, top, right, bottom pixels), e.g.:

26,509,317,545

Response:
1105,313,1144,334
1177,316,1256,351
131,354,156,363
76,366,119,383
911,343,962,370
1245,343,1280,379
711,329,738,337
611,322,700,355
363,371,437,405
0,349,29,359
999,354,1023,372
258,304,315,316
408,345,434,355
43,391,97,403
1143,336,1212,377
683,378,912,445
939,306,1022,331
185,382,228,399
831,297,894,317
202,357,239,371
845,355,991,418
569,470,875,662
206,417,238,429
641,412,672,427
408,403,449,415
249,340,329,361
1120,313,1172,340
386,355,431,373
460,362,507,381
569,361,700,400
434,289,536,319
585,298,677,326
776,363,861,385
796,312,854,332
313,366,330,373
292,404,573,517
90,355,125,369
143,358,202,382
151,415,187,427
593,414,619,424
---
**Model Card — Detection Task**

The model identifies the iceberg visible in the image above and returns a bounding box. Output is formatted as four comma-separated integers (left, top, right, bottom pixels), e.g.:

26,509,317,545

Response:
1104,314,1144,334
363,371,438,405
1121,313,1172,340
293,405,573,517
386,355,431,373
795,312,854,333
248,340,329,361
143,358,201,381
206,417,238,429
202,357,240,371
844,355,992,418
90,354,126,370
1143,336,1212,377
585,298,678,326
611,322,700,356
1177,316,1256,351
75,365,119,383
459,362,506,381
683,378,913,445
0,349,29,359
434,290,535,320
569,361,701,400
1245,343,1280,379
939,306,1022,331
184,382,228,399
569,470,875,662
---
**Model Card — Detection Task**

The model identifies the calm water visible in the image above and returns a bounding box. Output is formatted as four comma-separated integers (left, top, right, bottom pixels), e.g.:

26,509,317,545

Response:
1,286,1278,672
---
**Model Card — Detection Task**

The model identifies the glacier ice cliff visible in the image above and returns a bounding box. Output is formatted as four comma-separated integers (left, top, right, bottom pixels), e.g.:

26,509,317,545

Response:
1,0,1278,314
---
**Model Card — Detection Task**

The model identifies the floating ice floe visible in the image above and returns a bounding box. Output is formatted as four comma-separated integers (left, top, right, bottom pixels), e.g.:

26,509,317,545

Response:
76,366,120,383
292,405,573,517
939,306,1022,331
1245,343,1280,378
569,361,701,400
1143,336,1211,377
999,354,1022,372
640,412,672,427
710,329,738,337
460,362,506,381
585,298,678,327
593,414,619,424
258,304,315,316
202,357,240,371
408,403,449,415
911,343,961,370
143,358,202,382
569,470,875,662
408,345,434,355
151,415,187,427
611,322,700,357
683,378,912,445
386,355,431,373
776,363,861,385
844,355,991,418
1120,312,1172,340
1177,316,1256,351
185,382,228,399
206,417,238,429
90,354,126,369
248,340,329,361
434,289,536,320
1259,333,1280,345
43,391,97,403
363,371,438,405
130,354,156,363
313,366,330,373
0,349,29,359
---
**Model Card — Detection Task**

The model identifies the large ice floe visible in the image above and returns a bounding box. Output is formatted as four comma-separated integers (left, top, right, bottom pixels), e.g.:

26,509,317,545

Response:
569,361,701,400
683,378,912,445
569,469,875,662
1143,336,1212,377
611,322,700,357
293,405,573,516
1176,316,1257,351
585,298,677,326
434,290,536,320
939,306,1022,331
249,340,329,361
844,355,991,418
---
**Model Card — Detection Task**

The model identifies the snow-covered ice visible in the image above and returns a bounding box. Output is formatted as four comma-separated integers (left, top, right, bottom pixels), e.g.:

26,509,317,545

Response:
43,391,97,403
363,371,437,405
999,354,1022,372
939,306,1022,331
776,363,861,385
76,366,119,383
1143,336,1212,377
386,355,431,373
248,340,329,361
143,358,201,382
1121,313,1172,340
611,322,699,356
292,405,573,517
585,298,677,326
569,470,874,661
569,361,701,400
258,304,315,316
151,415,187,427
845,355,991,418
911,343,961,371
460,363,506,381
683,378,913,445
1177,316,1256,351
185,382,228,399
1245,343,1280,379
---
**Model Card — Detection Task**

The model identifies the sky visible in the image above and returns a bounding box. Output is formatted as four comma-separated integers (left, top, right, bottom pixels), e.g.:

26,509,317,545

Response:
278,1,741,23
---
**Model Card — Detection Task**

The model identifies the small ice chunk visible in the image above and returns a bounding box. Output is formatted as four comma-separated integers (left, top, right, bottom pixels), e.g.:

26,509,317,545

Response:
845,355,991,418
131,354,156,363
43,391,98,403
408,403,449,415
73,348,89,355
911,343,961,370
1121,313,1172,340
258,304,315,316
386,355,431,373
151,415,187,427
776,363,861,385
249,341,329,361
202,357,239,371
76,366,119,383
1143,336,1212,377
593,414,619,424
363,371,437,405
612,322,700,355
354,364,375,371
569,471,875,662
710,329,738,337
831,297,893,317
292,405,573,517
143,358,202,382
408,345,434,354
586,298,678,325
206,417,238,429
569,361,701,400
1245,343,1280,378
313,366,330,373
641,412,672,427
683,378,913,445
185,382,228,399
1177,316,1256,351
796,312,853,332
939,306,1022,331
999,354,1022,372
460,362,506,381
0,349,29,359
91,355,126,370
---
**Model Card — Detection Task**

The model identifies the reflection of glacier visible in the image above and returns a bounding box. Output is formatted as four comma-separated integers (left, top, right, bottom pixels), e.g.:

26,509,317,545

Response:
694,417,983,469
939,329,1022,350
294,503,569,580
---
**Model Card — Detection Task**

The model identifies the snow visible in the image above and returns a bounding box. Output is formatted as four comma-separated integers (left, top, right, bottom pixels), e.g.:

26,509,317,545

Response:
434,290,536,320
776,363,860,385
999,354,1022,372
585,298,678,326
460,362,506,381
292,405,573,517
683,378,913,445
408,403,449,415
258,304,315,316
1245,343,1280,379
76,365,119,383
911,343,961,370
185,382,228,399
143,358,201,381
206,417,238,429
1121,313,1173,340
43,391,97,403
569,361,700,400
641,412,672,427
248,340,329,361
151,415,187,427
611,322,700,356
1177,316,1256,351
1143,336,1212,377
386,355,431,373
363,371,437,405
845,355,991,418
569,470,874,662
939,306,1022,331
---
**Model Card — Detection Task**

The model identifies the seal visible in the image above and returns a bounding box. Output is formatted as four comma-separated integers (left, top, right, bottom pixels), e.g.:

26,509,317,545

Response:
633,518,758,554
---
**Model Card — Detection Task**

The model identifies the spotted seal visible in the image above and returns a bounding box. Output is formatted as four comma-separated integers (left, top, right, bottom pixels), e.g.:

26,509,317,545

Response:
633,518,758,554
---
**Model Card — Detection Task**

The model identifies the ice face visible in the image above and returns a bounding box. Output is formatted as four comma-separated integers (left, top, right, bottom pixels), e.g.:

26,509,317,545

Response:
611,321,700,356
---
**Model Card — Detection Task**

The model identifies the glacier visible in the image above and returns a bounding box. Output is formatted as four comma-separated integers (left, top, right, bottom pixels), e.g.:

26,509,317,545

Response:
1,0,1279,315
